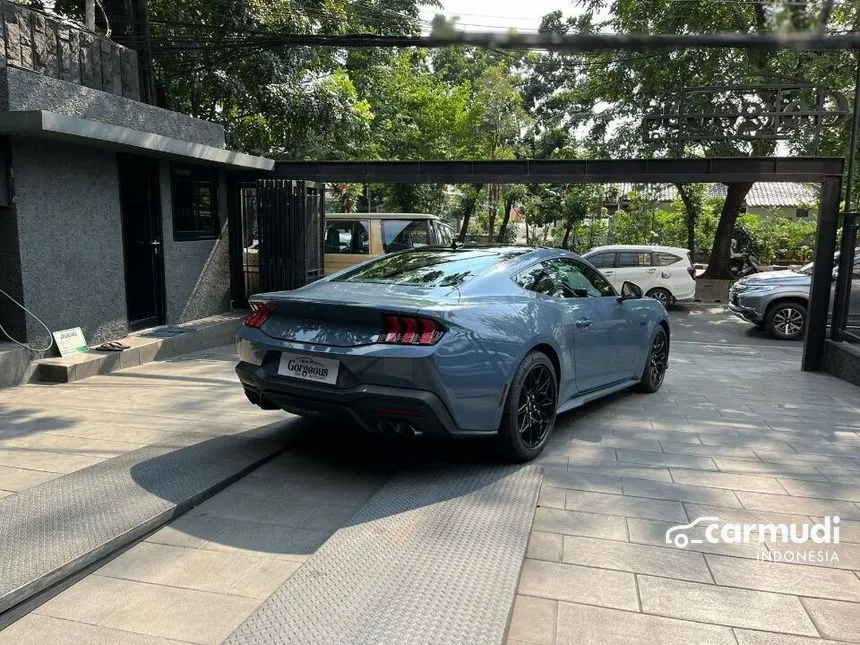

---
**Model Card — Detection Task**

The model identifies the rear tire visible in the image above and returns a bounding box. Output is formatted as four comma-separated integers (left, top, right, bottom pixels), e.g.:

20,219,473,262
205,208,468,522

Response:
636,327,669,393
646,287,673,308
765,301,806,341
497,351,558,462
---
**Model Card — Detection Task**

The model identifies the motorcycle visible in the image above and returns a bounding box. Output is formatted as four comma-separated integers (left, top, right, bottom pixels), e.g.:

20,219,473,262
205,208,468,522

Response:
729,239,762,278
730,251,762,277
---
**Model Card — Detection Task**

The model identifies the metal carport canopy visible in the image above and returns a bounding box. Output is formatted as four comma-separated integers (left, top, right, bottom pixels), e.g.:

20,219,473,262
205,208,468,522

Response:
273,157,844,184
273,156,845,375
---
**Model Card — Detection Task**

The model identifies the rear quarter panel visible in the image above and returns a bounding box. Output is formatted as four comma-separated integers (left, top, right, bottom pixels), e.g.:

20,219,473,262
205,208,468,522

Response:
425,294,571,431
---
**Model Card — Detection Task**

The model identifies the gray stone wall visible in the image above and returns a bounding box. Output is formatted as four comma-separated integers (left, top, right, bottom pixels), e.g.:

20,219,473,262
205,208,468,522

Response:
159,162,231,323
823,339,860,388
1,0,139,99
0,67,226,148
12,139,128,346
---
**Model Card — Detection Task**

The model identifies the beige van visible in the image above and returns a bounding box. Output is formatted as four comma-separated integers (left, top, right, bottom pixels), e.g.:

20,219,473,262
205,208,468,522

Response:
324,213,455,275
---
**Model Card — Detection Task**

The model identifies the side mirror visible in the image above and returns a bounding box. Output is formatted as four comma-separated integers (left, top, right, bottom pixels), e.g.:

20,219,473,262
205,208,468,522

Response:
618,281,642,301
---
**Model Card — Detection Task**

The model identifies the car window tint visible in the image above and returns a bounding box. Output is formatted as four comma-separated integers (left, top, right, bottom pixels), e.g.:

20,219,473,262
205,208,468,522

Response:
335,249,524,287
587,253,615,268
382,220,430,253
325,220,370,255
617,251,653,267
436,222,454,246
656,252,682,266
514,263,561,297
546,259,614,298
516,259,614,299
577,263,615,297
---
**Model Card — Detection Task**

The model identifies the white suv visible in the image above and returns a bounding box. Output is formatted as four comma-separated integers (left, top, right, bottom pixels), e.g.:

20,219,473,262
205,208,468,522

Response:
582,245,696,307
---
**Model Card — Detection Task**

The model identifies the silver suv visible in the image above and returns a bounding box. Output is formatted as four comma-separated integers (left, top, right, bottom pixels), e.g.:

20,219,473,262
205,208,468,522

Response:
728,249,860,340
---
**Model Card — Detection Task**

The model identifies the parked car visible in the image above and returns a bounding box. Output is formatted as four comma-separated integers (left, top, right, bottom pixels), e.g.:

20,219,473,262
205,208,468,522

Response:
235,246,670,461
728,249,860,340
324,213,455,275
582,245,696,307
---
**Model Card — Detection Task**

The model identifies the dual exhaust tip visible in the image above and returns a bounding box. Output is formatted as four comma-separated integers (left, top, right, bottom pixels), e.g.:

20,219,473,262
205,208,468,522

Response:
377,420,422,438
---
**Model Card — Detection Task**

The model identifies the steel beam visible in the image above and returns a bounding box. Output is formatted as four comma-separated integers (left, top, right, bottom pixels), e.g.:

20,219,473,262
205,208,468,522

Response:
804,175,843,371
274,158,844,185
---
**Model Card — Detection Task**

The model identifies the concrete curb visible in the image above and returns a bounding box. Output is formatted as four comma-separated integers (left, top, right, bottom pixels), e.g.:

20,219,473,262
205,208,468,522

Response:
30,314,243,385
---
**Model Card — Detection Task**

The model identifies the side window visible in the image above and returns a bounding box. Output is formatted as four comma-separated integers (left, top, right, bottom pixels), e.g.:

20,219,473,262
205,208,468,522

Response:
515,260,615,299
514,263,559,297
324,221,370,254
576,262,616,297
435,222,454,246
172,164,220,240
617,251,653,267
656,252,682,266
383,220,431,253
546,259,615,298
351,221,370,254
588,253,615,269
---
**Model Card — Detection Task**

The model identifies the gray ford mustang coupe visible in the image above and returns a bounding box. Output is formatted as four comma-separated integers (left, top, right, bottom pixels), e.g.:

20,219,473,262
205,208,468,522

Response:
235,246,670,461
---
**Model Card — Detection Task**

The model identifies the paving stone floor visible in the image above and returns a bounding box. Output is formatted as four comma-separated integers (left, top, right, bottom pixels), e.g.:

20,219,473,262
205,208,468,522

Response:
1,335,859,644
510,342,860,645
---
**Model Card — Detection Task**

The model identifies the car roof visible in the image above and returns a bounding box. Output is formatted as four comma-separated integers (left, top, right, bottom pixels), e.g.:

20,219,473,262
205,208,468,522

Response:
584,244,691,254
325,212,441,221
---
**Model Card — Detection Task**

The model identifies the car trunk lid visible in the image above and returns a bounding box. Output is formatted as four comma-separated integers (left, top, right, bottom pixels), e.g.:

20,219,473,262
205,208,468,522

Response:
253,283,450,347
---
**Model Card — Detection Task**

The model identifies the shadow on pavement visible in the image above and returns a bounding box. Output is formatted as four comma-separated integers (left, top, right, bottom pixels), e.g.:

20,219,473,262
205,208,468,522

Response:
128,417,515,558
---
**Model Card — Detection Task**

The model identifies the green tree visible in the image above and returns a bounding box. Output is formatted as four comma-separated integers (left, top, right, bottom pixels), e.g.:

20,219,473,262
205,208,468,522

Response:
143,0,431,158
568,0,857,278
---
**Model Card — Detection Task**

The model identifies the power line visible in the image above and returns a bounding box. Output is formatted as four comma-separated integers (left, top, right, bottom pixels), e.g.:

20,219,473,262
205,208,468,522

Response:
133,30,860,53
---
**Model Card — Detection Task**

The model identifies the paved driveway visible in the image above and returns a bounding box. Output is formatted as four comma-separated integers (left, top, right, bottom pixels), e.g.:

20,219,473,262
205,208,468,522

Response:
510,336,860,645
1,322,859,644
668,303,804,348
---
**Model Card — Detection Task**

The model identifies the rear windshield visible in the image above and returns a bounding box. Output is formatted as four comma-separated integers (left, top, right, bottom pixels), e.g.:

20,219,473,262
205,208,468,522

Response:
333,249,521,288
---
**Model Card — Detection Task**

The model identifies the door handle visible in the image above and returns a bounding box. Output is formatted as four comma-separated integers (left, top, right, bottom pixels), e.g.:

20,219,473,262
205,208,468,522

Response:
575,318,592,329
646,268,656,273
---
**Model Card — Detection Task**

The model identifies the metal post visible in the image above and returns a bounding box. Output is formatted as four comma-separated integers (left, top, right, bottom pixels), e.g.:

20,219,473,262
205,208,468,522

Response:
846,51,860,215
830,52,860,342
803,175,842,371
832,213,857,341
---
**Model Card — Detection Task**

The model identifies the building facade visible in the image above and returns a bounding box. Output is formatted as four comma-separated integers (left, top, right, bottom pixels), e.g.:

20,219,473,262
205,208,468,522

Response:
0,1,273,351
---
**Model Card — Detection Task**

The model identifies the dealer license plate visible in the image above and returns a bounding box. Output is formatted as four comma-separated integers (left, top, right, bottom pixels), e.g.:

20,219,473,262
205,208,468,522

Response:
277,352,340,385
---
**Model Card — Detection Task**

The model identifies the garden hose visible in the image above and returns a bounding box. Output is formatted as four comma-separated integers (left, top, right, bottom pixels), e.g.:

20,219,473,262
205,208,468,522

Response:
0,287,54,353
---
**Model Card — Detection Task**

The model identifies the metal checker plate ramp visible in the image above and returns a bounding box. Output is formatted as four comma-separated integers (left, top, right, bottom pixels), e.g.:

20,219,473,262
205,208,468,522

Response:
0,426,289,615
224,463,542,645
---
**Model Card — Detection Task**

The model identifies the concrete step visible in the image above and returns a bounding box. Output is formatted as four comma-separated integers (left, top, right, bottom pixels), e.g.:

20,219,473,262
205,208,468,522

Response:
33,314,243,384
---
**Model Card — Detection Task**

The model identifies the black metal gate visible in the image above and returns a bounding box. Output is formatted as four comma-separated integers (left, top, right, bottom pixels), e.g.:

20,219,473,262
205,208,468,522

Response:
233,179,324,304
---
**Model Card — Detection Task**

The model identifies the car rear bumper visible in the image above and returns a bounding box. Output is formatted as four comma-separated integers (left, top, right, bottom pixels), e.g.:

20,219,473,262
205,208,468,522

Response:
235,361,490,438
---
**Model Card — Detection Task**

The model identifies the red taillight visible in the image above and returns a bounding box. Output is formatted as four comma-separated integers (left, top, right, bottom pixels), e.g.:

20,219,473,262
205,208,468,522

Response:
379,315,443,345
243,302,273,328
687,266,696,280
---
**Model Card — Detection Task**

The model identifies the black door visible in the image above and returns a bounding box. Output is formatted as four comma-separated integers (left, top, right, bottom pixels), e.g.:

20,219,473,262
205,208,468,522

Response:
119,155,165,330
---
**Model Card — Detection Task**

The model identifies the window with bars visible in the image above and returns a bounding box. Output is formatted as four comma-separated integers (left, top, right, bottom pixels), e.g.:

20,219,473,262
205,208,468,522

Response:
171,165,220,240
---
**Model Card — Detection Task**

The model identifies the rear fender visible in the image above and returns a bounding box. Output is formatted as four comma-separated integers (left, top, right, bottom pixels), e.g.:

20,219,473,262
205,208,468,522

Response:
431,301,570,429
